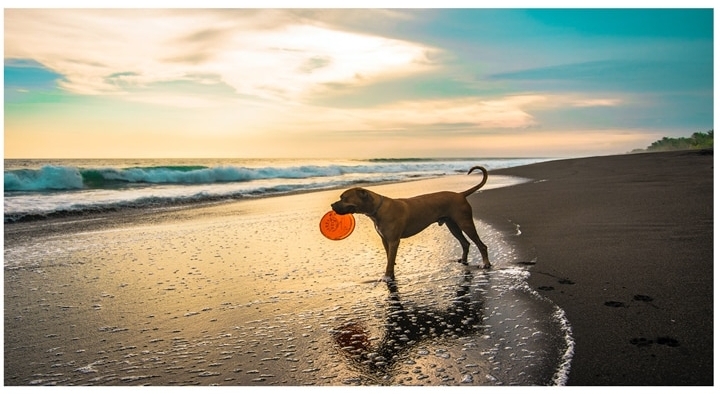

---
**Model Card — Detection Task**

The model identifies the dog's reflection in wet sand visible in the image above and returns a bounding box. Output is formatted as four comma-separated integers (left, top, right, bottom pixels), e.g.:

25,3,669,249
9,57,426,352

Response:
331,270,486,377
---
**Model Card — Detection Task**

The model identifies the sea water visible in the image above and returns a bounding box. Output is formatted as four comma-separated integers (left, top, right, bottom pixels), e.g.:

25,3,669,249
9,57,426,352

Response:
4,157,549,222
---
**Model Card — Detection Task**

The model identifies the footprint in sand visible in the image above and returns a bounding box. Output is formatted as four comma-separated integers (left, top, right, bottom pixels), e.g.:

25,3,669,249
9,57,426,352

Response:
630,337,653,347
604,301,626,308
633,294,654,302
656,336,680,347
606,295,655,308
630,336,680,348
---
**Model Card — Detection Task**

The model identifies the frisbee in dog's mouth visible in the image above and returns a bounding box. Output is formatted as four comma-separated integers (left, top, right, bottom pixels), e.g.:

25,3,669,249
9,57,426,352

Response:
320,210,355,240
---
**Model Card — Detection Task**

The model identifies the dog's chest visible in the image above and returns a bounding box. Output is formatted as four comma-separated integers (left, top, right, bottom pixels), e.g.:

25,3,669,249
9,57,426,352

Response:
374,223,385,239
370,217,385,239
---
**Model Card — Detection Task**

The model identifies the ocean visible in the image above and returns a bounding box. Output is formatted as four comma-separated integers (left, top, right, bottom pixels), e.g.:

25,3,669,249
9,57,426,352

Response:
4,157,550,223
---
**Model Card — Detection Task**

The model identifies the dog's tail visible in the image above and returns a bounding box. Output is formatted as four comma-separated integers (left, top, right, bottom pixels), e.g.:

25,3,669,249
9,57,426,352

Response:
462,166,489,197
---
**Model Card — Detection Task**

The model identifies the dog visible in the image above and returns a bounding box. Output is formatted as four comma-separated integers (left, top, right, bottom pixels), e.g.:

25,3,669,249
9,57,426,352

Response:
331,166,491,281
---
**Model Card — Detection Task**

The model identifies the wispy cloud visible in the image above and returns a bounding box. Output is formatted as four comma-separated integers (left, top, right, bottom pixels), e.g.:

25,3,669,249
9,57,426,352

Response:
488,58,713,94
5,9,435,102
569,98,622,107
235,93,624,136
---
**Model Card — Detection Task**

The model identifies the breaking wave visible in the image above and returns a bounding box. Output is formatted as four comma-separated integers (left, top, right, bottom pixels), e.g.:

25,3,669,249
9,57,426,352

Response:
4,158,551,223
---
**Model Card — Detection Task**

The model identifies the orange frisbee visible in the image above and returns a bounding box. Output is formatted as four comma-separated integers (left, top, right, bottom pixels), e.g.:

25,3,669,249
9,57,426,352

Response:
319,210,355,240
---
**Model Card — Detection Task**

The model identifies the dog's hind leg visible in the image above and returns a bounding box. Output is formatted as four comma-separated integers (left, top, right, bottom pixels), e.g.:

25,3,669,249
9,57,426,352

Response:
443,219,471,265
456,218,491,269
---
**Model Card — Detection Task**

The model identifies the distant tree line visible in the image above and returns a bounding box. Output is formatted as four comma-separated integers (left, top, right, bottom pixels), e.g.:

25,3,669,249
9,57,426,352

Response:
633,130,713,152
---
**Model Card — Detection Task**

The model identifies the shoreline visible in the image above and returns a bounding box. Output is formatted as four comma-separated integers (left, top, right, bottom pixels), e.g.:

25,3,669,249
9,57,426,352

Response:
4,157,549,225
3,173,528,243
469,150,714,385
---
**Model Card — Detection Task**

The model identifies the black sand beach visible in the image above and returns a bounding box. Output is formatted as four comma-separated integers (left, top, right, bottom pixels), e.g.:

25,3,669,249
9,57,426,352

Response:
471,150,714,385
4,150,713,386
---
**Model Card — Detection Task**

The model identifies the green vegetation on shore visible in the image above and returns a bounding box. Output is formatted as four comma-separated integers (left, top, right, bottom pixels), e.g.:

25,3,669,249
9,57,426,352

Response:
633,130,713,152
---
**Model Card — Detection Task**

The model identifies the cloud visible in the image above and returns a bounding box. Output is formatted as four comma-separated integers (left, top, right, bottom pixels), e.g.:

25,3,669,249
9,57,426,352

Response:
569,98,622,107
525,93,623,110
245,93,624,136
121,90,626,135
4,9,436,102
361,96,542,129
488,59,712,93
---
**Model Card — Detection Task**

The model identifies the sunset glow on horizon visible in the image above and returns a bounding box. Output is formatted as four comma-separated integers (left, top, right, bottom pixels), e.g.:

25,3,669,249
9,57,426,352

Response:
4,7,714,159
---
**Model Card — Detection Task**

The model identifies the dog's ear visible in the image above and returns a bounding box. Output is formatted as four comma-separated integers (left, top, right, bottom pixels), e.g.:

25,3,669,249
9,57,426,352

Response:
358,189,370,201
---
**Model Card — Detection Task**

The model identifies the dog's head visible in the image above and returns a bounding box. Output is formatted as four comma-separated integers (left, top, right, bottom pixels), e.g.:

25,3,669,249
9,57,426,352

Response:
331,187,376,215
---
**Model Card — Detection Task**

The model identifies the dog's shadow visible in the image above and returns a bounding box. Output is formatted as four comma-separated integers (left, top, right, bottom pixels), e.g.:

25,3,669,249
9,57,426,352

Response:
331,270,486,376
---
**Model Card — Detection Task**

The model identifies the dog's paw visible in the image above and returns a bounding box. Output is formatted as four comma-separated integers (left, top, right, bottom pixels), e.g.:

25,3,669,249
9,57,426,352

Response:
456,259,469,266
380,275,395,283
372,275,394,287
482,263,492,269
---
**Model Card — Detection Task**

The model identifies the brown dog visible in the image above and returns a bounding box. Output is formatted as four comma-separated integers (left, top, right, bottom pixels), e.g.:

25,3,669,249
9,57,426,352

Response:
331,166,491,281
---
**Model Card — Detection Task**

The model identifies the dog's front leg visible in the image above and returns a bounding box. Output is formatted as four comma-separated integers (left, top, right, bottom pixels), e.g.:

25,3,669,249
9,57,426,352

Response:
382,238,400,282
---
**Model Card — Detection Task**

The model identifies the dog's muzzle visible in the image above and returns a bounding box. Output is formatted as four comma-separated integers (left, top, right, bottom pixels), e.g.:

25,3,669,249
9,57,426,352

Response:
331,201,355,215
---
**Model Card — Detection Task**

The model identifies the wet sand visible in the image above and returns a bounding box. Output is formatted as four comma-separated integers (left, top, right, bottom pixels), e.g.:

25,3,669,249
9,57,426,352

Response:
470,150,714,385
5,174,571,386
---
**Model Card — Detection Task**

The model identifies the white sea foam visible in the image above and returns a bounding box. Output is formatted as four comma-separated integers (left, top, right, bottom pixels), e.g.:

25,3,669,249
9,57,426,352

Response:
4,157,551,222
551,307,575,385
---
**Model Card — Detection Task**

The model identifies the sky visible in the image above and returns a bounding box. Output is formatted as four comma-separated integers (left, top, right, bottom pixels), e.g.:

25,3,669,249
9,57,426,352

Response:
3,4,715,159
